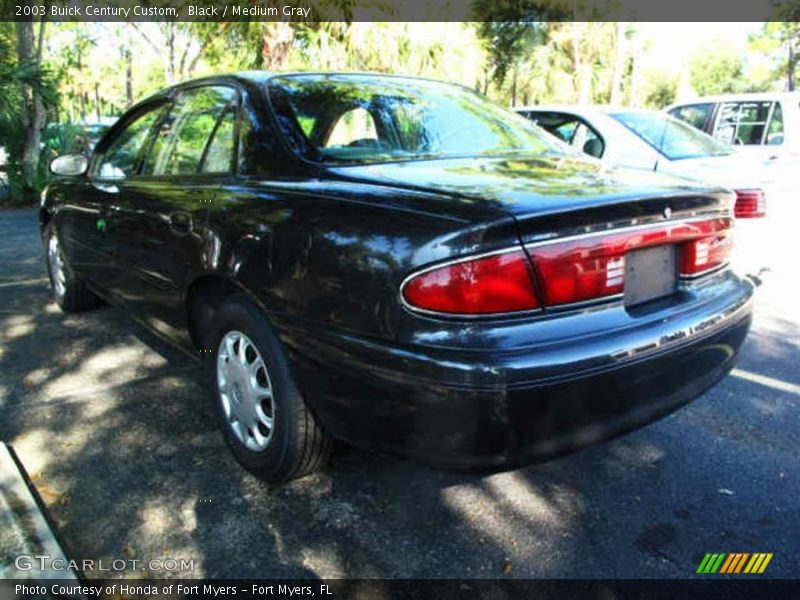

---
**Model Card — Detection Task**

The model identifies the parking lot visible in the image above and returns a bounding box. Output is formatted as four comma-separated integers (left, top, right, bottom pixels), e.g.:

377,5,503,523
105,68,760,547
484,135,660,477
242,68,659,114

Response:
0,206,797,579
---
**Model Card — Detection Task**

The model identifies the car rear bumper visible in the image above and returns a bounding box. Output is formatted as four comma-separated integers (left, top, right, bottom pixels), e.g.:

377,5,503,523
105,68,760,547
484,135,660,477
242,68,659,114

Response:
277,274,754,470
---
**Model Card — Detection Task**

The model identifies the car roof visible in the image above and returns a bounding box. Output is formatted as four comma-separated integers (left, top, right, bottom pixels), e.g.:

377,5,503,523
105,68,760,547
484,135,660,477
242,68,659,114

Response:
666,91,800,108
516,105,667,119
165,70,470,91
138,71,475,106
516,104,612,119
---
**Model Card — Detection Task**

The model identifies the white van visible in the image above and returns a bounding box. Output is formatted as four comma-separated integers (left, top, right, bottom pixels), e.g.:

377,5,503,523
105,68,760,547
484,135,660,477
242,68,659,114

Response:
666,93,800,191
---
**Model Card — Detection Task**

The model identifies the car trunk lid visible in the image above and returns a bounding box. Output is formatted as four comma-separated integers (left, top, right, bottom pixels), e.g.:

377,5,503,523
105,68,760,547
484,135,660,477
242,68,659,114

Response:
328,155,734,242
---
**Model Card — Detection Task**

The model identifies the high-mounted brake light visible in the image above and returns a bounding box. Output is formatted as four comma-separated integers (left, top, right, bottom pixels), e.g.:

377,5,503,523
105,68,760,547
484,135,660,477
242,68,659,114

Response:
402,218,733,316
734,189,766,218
401,250,539,315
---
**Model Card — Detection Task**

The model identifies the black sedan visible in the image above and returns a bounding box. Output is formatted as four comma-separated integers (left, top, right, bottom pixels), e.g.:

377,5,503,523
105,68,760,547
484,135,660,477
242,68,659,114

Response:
41,72,754,483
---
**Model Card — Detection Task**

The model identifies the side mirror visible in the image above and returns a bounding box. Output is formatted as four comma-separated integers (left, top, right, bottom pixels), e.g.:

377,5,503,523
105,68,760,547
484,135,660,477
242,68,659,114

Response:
50,154,88,177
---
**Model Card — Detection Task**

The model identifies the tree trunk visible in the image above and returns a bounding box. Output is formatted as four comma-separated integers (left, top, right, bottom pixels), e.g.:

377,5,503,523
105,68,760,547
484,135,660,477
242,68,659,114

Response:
94,83,101,122
125,48,133,108
629,44,641,108
789,39,796,92
165,23,176,84
260,22,294,70
16,20,47,199
609,22,626,105
572,25,591,104
511,66,518,107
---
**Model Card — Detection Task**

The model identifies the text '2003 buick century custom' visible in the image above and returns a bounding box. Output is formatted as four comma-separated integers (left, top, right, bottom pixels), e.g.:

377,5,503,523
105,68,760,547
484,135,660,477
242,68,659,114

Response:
41,72,754,483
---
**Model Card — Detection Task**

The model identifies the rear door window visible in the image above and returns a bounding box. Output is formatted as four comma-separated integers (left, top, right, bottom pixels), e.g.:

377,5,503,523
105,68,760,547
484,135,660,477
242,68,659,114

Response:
668,103,714,132
144,86,238,176
529,112,605,157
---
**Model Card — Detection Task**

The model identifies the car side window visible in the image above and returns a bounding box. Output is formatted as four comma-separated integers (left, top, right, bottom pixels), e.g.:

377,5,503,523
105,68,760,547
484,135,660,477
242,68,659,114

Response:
325,108,378,148
668,103,713,131
144,86,237,176
713,101,774,146
527,113,604,157
766,103,784,145
573,122,605,158
553,120,578,143
201,106,237,174
94,106,164,180
530,113,576,143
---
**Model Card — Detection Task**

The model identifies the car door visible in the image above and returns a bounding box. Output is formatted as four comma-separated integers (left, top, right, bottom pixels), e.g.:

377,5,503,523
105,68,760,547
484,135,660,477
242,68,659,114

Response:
108,85,240,341
60,101,167,292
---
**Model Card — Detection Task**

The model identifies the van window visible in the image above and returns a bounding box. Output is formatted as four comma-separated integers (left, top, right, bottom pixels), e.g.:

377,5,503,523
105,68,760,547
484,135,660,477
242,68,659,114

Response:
713,101,781,146
766,103,784,145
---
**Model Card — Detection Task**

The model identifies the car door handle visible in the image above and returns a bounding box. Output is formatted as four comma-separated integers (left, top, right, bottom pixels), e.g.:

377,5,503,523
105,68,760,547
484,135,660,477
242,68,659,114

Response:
169,211,192,235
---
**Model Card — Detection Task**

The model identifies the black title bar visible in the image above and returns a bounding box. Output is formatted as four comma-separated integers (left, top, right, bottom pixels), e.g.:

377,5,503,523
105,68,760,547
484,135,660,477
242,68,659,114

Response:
1,0,797,22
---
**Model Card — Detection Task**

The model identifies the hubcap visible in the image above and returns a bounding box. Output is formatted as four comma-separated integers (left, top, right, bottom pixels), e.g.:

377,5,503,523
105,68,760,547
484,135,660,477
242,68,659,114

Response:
216,331,275,452
47,235,66,297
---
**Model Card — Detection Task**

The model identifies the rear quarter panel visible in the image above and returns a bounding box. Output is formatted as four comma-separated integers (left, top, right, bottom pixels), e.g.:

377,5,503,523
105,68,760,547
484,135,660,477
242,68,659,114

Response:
205,179,520,342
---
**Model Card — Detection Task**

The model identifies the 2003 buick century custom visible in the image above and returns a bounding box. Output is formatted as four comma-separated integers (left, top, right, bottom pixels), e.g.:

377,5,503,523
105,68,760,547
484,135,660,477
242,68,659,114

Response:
41,72,754,483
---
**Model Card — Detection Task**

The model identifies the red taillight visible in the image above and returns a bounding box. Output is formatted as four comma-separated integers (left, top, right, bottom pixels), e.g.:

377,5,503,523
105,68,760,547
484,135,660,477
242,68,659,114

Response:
402,218,733,316
734,189,766,218
531,244,626,306
527,218,732,306
679,232,733,276
401,250,539,315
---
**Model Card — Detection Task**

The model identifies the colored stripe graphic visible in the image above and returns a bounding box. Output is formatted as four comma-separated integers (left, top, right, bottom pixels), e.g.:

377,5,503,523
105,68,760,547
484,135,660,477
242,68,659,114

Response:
697,553,726,573
720,553,750,573
758,553,773,573
719,554,735,573
698,552,773,574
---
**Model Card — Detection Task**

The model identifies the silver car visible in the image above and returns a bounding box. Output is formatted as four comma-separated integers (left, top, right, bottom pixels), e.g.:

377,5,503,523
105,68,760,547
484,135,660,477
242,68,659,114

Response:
517,105,770,278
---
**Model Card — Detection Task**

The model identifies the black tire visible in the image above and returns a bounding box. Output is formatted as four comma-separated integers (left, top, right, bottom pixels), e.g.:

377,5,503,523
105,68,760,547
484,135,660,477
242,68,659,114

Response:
209,294,332,483
44,223,101,313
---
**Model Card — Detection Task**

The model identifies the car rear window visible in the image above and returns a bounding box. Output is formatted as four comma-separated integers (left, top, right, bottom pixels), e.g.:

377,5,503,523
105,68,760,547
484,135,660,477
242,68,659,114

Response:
611,111,731,160
266,74,564,165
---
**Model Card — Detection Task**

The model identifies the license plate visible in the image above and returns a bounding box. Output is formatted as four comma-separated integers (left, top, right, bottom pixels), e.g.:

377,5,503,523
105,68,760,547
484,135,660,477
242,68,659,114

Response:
624,245,677,307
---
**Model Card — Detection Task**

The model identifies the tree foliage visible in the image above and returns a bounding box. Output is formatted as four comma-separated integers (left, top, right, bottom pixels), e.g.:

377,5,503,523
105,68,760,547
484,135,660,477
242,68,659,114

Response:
1,19,794,206
689,40,745,96
0,21,57,205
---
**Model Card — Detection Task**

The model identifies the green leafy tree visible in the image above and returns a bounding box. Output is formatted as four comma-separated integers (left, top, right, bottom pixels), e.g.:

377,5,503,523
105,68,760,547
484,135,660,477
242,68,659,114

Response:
748,19,799,91
689,39,745,96
0,21,56,205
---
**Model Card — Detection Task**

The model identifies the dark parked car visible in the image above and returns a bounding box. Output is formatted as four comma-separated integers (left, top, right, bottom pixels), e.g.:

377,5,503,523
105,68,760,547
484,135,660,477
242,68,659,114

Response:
41,72,755,483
